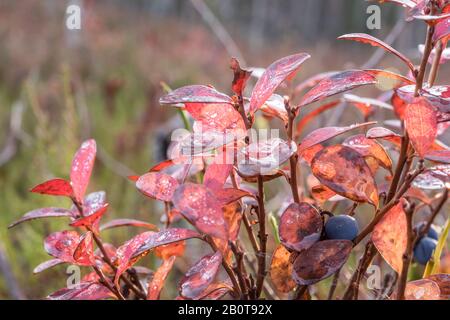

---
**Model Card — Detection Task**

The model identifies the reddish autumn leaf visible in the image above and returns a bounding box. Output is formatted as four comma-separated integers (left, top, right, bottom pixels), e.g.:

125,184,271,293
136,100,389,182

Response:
366,127,402,146
260,94,289,124
195,281,232,300
299,144,324,165
311,184,339,204
184,103,246,134
99,219,158,231
154,241,186,260
8,207,73,228
338,33,415,72
269,244,296,293
292,240,353,285
427,274,450,299
425,150,450,164
149,159,175,172
30,178,73,197
298,122,376,153
299,70,377,107
413,165,450,190
179,251,222,300
114,231,156,285
222,201,242,241
136,172,179,202
372,199,407,274
294,71,339,95
72,231,95,266
132,228,202,258
159,85,232,105
147,256,177,300
343,94,393,119
230,58,251,95
404,97,438,158
311,145,379,206
364,69,415,87
203,163,232,191
433,14,450,43
403,279,441,300
44,230,93,266
78,191,107,217
70,203,109,230
279,202,322,252
214,188,253,205
172,183,228,239
47,282,113,300
70,139,96,203
295,100,340,139
33,258,64,274
249,53,310,114
343,134,393,173
237,138,297,176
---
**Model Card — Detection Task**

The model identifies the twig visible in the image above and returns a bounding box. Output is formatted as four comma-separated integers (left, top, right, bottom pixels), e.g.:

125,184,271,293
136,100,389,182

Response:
286,99,301,203
427,40,443,86
255,175,267,298
396,202,415,300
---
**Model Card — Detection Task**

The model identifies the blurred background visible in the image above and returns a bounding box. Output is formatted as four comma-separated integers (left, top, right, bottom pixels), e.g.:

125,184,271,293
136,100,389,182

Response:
0,0,448,299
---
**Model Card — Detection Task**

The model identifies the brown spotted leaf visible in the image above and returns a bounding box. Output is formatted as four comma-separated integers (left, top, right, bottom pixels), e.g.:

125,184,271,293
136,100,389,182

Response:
279,202,322,252
404,279,441,300
179,251,223,299
372,199,407,274
270,244,296,293
427,274,450,299
311,145,379,207
292,240,353,285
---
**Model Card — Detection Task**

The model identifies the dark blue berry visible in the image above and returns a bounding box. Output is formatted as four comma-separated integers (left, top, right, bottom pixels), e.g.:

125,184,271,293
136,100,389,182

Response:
413,237,437,265
415,222,439,240
324,215,359,241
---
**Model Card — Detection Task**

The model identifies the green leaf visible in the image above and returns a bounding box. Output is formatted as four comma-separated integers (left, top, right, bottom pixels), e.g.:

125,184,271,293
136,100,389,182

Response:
423,218,449,277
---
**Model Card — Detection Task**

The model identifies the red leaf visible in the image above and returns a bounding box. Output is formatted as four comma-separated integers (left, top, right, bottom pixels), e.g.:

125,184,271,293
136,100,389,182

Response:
311,145,379,206
237,138,297,176
33,258,64,274
203,163,232,191
172,183,228,239
311,184,339,204
114,231,156,285
364,69,415,87
366,127,402,146
8,207,73,228
147,256,176,300
298,122,376,153
132,228,202,258
159,85,232,105
179,251,222,299
70,139,96,203
47,282,113,300
425,150,450,164
249,53,310,114
413,165,450,190
279,202,322,252
99,219,158,231
154,242,186,260
230,58,252,95
214,188,253,205
292,240,353,285
433,14,450,43
343,94,393,119
222,201,242,241
78,191,107,216
72,231,95,266
260,94,289,124
44,230,82,264
404,97,438,158
136,172,179,202
270,244,296,293
185,103,246,134
372,199,407,274
338,33,415,72
299,70,376,107
70,203,109,230
427,274,450,299
343,134,393,173
403,279,441,300
149,159,175,172
30,178,73,197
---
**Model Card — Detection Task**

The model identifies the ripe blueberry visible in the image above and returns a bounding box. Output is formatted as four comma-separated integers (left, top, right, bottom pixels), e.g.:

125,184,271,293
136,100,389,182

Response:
414,222,439,240
324,215,359,241
413,236,437,265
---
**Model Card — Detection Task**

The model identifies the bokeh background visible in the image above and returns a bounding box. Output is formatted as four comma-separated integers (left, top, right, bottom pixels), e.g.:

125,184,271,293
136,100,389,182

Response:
0,0,448,299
